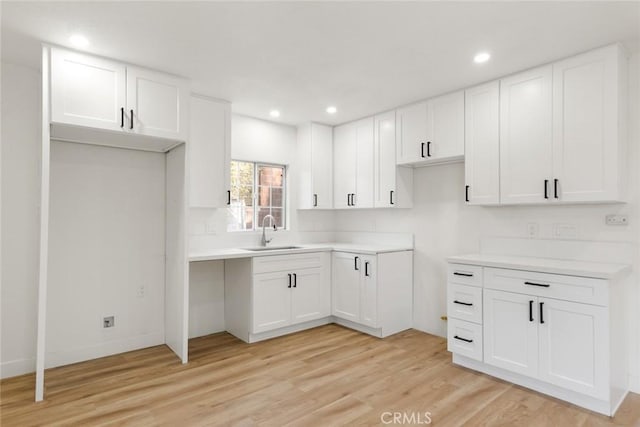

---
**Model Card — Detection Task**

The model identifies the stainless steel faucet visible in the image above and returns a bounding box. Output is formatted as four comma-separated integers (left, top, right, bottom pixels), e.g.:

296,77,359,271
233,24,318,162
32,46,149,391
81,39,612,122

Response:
261,214,277,246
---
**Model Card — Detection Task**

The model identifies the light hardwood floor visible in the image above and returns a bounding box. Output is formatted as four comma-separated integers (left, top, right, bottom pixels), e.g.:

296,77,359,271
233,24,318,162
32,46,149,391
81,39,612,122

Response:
1,325,639,426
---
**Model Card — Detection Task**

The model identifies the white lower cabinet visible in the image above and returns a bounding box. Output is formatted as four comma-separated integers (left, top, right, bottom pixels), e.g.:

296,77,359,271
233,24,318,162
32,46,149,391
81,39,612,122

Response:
447,262,627,416
332,251,412,337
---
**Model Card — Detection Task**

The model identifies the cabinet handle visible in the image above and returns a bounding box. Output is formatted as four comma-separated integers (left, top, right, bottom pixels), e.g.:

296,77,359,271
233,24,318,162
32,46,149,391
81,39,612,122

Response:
453,272,473,277
120,107,125,128
539,302,545,324
130,110,134,129
529,300,534,322
554,179,559,199
313,194,318,207
287,273,292,288
465,185,470,203
352,193,356,206
427,141,432,157
365,261,370,277
524,281,550,288
354,256,359,271
453,300,472,306
390,190,395,205
454,335,473,343
293,273,297,288
421,142,426,158
544,179,549,199
347,194,351,206
227,190,231,205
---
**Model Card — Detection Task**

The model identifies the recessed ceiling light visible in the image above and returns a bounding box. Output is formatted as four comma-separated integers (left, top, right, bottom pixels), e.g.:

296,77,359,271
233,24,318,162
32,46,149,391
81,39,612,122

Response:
326,106,337,114
473,52,491,64
269,110,280,118
69,34,89,48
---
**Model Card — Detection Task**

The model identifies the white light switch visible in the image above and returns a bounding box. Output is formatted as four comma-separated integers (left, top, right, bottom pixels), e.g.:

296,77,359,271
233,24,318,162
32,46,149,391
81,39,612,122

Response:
606,214,628,226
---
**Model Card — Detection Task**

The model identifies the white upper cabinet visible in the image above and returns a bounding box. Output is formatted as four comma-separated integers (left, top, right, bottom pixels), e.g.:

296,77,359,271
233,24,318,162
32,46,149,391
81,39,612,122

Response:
126,67,189,141
51,48,126,132
499,65,554,204
426,91,465,161
50,47,189,146
333,117,374,209
189,95,231,208
396,102,428,164
396,91,464,166
464,82,500,205
374,111,413,208
297,123,333,209
552,44,626,203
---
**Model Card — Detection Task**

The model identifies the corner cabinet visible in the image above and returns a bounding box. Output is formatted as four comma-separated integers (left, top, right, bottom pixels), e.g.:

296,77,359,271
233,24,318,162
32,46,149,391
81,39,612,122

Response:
297,123,333,209
374,111,413,208
224,252,331,343
189,95,231,208
447,262,628,416
396,91,464,166
333,117,374,209
332,250,413,337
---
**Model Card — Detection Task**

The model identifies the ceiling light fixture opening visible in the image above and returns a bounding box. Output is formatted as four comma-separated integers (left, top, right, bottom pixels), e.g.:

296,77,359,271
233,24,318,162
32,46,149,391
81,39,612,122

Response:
269,110,280,118
474,52,491,64
326,106,337,114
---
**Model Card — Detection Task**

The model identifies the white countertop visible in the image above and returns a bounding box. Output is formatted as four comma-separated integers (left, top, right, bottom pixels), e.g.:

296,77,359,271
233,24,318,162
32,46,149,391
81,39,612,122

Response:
189,243,413,262
447,253,631,280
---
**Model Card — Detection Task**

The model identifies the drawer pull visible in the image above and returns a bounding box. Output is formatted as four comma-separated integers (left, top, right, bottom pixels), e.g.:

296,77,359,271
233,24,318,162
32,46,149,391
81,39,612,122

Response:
454,335,473,343
524,281,550,288
453,300,473,306
453,272,474,277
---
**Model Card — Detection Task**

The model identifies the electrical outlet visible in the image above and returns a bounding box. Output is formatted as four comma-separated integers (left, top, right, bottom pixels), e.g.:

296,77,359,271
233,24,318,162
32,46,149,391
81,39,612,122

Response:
527,223,539,238
205,221,217,235
137,285,145,298
606,214,628,226
103,316,115,328
553,224,578,239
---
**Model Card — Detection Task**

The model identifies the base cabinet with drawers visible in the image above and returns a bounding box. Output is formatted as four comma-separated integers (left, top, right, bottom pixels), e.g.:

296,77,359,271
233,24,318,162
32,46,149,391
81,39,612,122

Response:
225,252,331,343
332,251,413,338
447,261,628,416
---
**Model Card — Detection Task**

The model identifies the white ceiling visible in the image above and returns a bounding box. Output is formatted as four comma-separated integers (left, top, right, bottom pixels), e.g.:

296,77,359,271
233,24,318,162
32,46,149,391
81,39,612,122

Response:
2,1,639,126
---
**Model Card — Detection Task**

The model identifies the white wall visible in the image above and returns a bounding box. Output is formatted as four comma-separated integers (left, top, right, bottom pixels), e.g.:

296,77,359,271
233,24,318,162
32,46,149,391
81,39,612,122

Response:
332,52,640,391
1,62,41,377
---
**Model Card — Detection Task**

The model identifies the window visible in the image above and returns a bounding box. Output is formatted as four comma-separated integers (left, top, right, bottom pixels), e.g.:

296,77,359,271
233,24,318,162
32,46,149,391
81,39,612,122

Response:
227,161,286,231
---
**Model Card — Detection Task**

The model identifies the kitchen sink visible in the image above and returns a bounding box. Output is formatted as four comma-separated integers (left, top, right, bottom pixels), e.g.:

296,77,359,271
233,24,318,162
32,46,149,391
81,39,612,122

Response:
243,246,302,251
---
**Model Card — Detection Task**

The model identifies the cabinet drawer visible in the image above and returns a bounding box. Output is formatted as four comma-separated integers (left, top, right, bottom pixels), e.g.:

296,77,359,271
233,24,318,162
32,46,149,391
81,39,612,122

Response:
447,284,482,324
447,318,483,361
484,268,608,306
253,252,326,274
448,264,483,287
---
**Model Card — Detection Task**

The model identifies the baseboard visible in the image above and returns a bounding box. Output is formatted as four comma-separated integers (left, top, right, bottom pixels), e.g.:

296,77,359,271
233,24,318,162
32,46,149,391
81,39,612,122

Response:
630,374,640,393
332,317,383,337
247,318,331,343
44,332,165,369
1,358,36,379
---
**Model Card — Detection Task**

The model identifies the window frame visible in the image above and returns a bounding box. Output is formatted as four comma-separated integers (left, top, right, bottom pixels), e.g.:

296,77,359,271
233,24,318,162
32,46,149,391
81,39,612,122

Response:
228,160,287,232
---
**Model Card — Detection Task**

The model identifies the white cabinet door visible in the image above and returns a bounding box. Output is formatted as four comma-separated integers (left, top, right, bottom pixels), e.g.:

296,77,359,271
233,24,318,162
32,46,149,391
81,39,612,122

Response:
189,95,230,208
538,298,608,399
51,48,126,131
252,272,292,333
126,66,189,141
396,102,428,164
332,252,360,322
552,45,623,203
354,117,374,208
360,256,377,328
465,82,500,205
483,290,539,378
291,267,330,324
426,91,465,160
374,111,397,208
333,123,357,208
311,124,334,209
500,66,553,204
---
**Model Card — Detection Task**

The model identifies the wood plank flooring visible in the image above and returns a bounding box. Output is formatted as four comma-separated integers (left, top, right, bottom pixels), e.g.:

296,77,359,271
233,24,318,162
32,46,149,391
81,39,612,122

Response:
2,324,639,426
